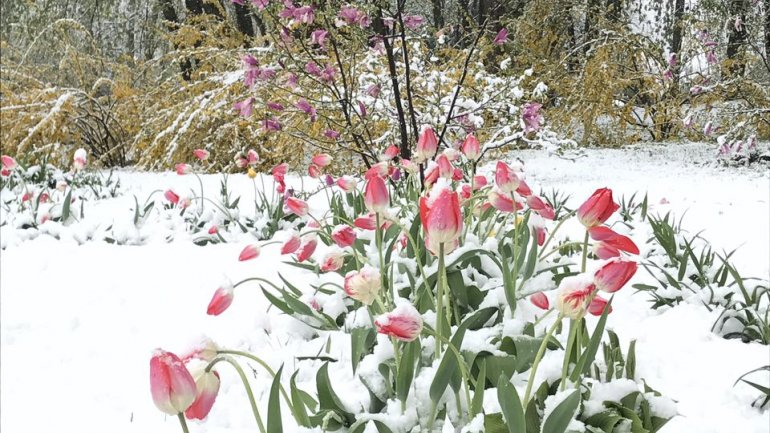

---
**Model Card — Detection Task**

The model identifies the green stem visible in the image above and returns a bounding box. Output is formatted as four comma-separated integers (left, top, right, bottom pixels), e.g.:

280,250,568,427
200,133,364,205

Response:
581,231,589,272
538,209,578,255
524,313,564,405
205,356,266,433
539,241,588,260
426,328,475,420
375,212,389,307
195,174,205,215
216,350,295,415
435,243,446,360
560,319,577,391
177,413,190,433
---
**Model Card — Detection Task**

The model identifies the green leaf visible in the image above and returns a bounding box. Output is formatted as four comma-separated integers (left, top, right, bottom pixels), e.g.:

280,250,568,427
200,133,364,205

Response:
267,365,283,433
61,190,72,222
316,363,354,424
471,358,486,416
497,375,526,433
351,327,376,373
585,409,624,432
571,298,613,382
625,340,637,380
397,340,420,404
289,371,311,427
484,413,509,433
541,390,580,433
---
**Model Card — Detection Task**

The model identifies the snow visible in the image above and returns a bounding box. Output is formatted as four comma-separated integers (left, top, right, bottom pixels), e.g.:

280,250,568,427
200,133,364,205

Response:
1,143,769,433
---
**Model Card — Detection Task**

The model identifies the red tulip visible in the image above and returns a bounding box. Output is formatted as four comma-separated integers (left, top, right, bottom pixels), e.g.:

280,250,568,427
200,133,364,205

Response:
185,370,220,420
332,225,357,247
193,149,210,161
530,292,549,310
286,197,309,217
577,188,619,227
312,153,333,167
461,134,481,160
436,154,453,179
535,225,546,246
208,225,218,235
164,189,180,205
423,163,440,187
588,226,639,257
495,161,520,193
207,283,235,315
374,302,423,342
364,175,389,213
594,259,637,293
308,164,321,178
239,244,260,261
150,350,197,415
296,236,317,262
527,196,555,220
556,277,594,320
416,127,438,162
354,213,377,230
281,232,301,254
487,189,520,213
420,186,463,255
383,145,399,160
344,266,380,305
321,251,345,272
587,295,612,316
473,175,488,190
175,163,192,175
516,180,532,197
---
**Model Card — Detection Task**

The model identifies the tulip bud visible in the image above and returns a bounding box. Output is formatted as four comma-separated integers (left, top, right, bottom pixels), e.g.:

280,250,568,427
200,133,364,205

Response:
382,145,399,161
436,154,453,179
312,153,333,167
530,292,549,310
206,281,235,316
416,127,438,162
247,149,260,165
193,149,210,161
594,259,637,293
164,189,180,205
420,185,463,255
185,370,220,420
374,302,423,342
344,266,380,305
308,164,321,178
336,175,358,192
321,250,345,272
175,163,192,175
296,236,318,262
577,188,619,228
495,161,520,193
239,244,260,261
150,350,197,415
1,155,17,170
281,232,301,254
331,225,357,247
461,134,480,160
364,175,389,214
285,197,309,217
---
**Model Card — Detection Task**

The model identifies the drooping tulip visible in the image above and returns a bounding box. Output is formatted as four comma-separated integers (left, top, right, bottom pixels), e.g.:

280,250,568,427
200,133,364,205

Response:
555,276,595,320
181,337,219,363
239,244,260,261
364,175,389,214
175,163,192,175
527,196,555,220
495,161,520,193
308,164,321,178
281,232,301,255
150,350,197,415
577,188,619,228
530,292,549,310
374,302,423,342
320,251,345,272
206,282,235,316
354,213,377,230
285,197,309,217
344,266,380,305
420,185,463,255
184,370,220,420
164,189,180,205
296,236,318,262
588,226,639,257
336,175,357,192
331,225,356,247
587,295,612,316
1,155,17,170
594,259,637,293
487,189,518,213
312,153,332,167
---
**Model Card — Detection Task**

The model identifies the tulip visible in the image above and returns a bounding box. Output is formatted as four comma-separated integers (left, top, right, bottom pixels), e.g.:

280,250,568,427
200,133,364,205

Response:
354,213,377,230
487,189,519,213
248,168,257,179
374,302,423,342
247,149,259,165
336,176,358,192
436,153,453,178
332,225,356,247
530,292,549,310
73,148,87,171
1,155,17,170
193,149,210,161
208,225,218,235
1,168,9,177
473,175,488,190
420,186,463,255
527,196,555,220
365,161,391,179
416,127,438,162
443,148,460,162
588,226,639,256
555,276,595,320
234,155,249,168
285,197,309,217
577,188,619,227
281,232,301,254
181,337,219,363
175,163,192,175
207,282,235,315
462,134,480,160
535,225,546,246
495,161,520,193
308,164,321,178
383,145,399,160
164,189,180,205
185,370,220,420
401,159,418,173
150,350,197,415
344,266,380,305
272,163,288,180
239,244,260,261
459,183,472,201
364,175,389,213
296,236,317,262
312,153,332,167
321,251,345,272
594,259,637,293
587,295,612,316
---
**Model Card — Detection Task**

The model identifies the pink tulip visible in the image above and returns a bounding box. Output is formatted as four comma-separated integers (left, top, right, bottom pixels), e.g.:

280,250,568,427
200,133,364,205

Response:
1,155,17,169
577,188,619,227
587,295,612,316
420,186,463,255
364,175,389,214
527,196,555,220
530,292,549,310
336,176,357,192
181,337,219,363
594,259,637,293
308,164,321,178
185,370,220,420
193,149,210,161
487,189,518,213
354,213,377,230
515,180,532,197
247,149,259,165
312,153,332,167
383,145,399,160
281,232,301,254
239,244,260,261
365,161,391,179
495,161,520,193
401,159,418,173
150,350,197,415
344,266,380,305
286,197,309,217
375,303,423,342
588,226,639,256
493,28,509,45
321,251,345,272
416,127,438,162
535,225,546,246
207,283,235,315
175,163,192,175
436,154,453,178
296,236,317,262
555,277,595,320
423,163,440,187
332,225,356,247
164,189,180,205
461,134,481,160
473,175,488,190
235,155,249,168
459,183,472,201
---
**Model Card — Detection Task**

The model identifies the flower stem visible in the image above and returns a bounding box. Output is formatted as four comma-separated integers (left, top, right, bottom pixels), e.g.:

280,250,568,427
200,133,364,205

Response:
177,413,190,433
581,231,589,272
560,319,577,391
205,356,266,433
216,350,295,415
524,313,563,405
375,212,389,307
538,209,577,256
435,242,446,360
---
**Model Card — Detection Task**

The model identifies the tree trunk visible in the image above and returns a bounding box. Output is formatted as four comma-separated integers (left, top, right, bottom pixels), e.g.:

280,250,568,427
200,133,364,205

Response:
726,0,748,76
432,0,444,28
765,0,770,61
233,2,255,39
160,0,194,81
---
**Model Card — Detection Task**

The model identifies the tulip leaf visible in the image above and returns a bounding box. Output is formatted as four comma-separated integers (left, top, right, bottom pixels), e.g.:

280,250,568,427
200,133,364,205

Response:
541,390,580,433
61,190,72,223
571,297,613,382
289,371,311,427
497,375,526,433
267,365,283,433
351,327,376,373
316,362,354,424
484,413,509,433
397,340,420,405
471,358,486,415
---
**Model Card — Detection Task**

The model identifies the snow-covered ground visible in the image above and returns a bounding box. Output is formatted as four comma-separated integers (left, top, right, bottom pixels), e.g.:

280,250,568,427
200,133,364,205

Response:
1,143,768,433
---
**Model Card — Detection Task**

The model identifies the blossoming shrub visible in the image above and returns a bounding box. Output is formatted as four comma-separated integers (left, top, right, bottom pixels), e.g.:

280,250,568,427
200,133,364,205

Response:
150,130,675,432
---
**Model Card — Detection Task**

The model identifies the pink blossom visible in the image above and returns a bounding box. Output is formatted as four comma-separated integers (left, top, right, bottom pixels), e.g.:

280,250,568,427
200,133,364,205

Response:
193,149,209,161
296,98,317,121
521,102,543,134
234,97,255,117
281,232,301,255
577,188,618,228
263,117,282,132
185,371,220,420
207,283,235,316
461,134,480,160
336,175,357,192
344,266,380,305
367,84,381,98
493,28,508,45
364,175,389,213
285,197,309,216
416,127,438,162
375,303,423,341
296,236,317,262
150,350,197,415
1,155,17,170
321,251,345,272
175,163,192,175
324,129,341,140
267,101,285,111
311,29,328,46
420,185,463,255
530,292,549,310
403,15,425,30
312,153,332,167
239,244,260,261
